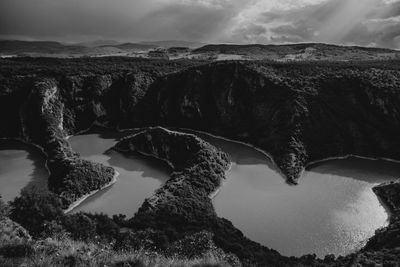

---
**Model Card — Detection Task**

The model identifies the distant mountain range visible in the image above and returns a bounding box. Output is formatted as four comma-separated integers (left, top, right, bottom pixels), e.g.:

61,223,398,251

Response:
195,43,400,61
1,40,399,61
76,40,122,47
138,40,206,49
0,40,205,56
102,43,158,51
0,40,85,55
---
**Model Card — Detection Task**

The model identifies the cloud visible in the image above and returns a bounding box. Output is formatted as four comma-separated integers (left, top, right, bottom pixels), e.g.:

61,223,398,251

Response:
0,0,247,42
0,0,400,48
134,1,248,42
232,0,400,48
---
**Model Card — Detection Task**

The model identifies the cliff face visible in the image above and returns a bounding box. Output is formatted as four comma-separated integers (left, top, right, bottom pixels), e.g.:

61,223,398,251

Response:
137,62,400,183
0,59,200,207
3,60,400,185
0,77,116,208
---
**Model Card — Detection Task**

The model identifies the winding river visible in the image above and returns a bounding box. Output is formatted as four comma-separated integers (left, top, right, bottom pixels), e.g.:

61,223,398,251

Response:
2,129,396,258
0,140,48,202
68,130,170,216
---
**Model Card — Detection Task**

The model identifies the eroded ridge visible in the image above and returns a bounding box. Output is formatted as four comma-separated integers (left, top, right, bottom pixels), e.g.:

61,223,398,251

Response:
113,127,230,213
6,78,116,210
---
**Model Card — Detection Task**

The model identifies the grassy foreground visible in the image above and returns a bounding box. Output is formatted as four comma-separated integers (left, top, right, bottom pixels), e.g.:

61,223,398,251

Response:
0,195,237,267
0,237,232,267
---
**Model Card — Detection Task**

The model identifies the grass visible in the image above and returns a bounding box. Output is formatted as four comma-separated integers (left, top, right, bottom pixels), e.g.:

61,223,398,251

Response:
0,236,234,267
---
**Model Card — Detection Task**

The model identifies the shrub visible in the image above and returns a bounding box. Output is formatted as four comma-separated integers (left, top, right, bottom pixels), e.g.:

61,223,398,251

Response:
0,195,8,218
62,213,96,241
87,213,119,239
0,242,34,258
114,259,146,267
10,189,64,236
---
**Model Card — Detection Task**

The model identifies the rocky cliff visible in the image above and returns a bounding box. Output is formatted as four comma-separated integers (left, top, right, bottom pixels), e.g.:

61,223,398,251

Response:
137,61,400,184
0,58,202,208
2,77,116,208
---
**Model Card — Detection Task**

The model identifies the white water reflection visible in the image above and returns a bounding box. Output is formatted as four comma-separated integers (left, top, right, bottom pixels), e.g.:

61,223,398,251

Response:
191,132,395,257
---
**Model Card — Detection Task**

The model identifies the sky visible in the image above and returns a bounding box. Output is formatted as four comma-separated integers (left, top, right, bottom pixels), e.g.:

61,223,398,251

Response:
0,0,400,48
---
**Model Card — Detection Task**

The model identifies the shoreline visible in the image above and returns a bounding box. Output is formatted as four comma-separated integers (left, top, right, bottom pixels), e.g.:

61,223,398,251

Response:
209,162,233,200
116,126,400,195
0,136,120,214
63,170,119,214
0,137,52,188
172,127,287,179
167,128,400,183
4,130,400,201
114,127,232,201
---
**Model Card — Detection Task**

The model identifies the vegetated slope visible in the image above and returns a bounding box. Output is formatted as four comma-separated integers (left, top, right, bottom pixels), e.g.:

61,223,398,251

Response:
0,58,205,208
102,43,158,51
195,43,400,61
139,40,206,49
0,40,86,55
114,127,231,231
0,40,202,57
0,40,156,57
0,57,206,77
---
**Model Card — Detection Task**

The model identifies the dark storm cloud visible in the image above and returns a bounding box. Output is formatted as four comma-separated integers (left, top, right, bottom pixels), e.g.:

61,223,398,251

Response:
252,0,400,48
0,0,246,42
0,0,400,48
136,2,243,41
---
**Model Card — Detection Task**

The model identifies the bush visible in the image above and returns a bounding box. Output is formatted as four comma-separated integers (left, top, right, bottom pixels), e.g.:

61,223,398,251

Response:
10,189,64,236
114,259,145,267
88,213,119,239
0,195,8,218
62,213,96,241
114,229,169,251
0,242,34,258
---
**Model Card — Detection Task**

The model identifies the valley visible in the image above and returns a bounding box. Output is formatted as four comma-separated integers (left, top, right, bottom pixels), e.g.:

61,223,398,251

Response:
1,56,400,266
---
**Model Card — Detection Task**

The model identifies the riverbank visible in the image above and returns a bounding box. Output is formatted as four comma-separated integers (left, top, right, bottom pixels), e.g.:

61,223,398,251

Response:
63,171,119,214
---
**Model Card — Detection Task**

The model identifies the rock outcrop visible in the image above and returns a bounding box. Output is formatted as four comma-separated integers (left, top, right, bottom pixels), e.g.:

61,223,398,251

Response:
2,77,116,209
373,180,400,214
114,127,229,223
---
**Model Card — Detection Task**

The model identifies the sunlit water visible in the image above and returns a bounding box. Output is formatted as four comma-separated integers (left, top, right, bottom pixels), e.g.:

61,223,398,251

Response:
68,130,170,216
0,140,48,202
64,128,398,257
189,131,397,258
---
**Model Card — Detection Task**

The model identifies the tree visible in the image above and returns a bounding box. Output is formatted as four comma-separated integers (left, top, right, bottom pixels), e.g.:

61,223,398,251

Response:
62,213,96,240
0,195,8,218
10,188,63,236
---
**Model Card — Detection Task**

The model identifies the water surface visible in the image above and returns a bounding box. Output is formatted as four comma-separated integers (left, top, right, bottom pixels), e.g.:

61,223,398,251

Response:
68,130,170,216
0,140,48,202
191,132,397,257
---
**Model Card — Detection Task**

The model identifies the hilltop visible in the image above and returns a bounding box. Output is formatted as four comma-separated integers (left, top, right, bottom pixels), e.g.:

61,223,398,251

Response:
195,43,400,61
2,40,400,61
